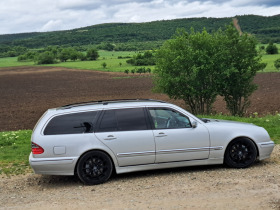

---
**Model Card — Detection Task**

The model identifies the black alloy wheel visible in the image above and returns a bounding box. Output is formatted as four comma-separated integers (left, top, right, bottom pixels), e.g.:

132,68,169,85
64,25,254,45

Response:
77,151,113,185
224,138,257,168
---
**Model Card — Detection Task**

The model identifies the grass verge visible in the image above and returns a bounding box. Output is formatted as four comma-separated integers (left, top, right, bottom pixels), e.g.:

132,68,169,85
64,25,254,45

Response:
0,130,32,176
0,114,279,175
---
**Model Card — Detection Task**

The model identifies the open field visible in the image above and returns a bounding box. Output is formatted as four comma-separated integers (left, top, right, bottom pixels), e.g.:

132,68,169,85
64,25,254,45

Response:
0,57,34,68
0,51,155,72
0,49,279,72
0,66,279,132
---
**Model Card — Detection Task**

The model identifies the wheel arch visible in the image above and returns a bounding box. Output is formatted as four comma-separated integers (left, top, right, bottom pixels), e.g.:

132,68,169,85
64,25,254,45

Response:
74,148,117,176
224,136,259,162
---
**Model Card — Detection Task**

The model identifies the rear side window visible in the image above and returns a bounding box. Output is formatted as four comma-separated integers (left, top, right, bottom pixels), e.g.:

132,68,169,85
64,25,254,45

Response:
98,108,148,132
44,111,99,135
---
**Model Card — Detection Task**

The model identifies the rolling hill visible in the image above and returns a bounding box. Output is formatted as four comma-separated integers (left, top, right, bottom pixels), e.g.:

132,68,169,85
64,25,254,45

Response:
0,14,279,49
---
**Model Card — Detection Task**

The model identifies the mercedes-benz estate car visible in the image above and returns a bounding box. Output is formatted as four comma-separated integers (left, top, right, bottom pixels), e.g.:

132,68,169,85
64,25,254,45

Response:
29,99,274,185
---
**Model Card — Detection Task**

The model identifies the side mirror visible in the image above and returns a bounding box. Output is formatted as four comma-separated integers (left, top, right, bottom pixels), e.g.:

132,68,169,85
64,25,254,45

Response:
192,121,198,128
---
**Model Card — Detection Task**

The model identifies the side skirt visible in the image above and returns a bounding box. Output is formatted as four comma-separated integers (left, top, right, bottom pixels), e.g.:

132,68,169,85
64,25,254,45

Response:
115,158,223,174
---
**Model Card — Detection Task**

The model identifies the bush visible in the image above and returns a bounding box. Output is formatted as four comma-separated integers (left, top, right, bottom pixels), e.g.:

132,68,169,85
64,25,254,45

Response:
36,51,56,64
275,58,280,71
126,51,156,66
266,42,278,54
86,48,99,60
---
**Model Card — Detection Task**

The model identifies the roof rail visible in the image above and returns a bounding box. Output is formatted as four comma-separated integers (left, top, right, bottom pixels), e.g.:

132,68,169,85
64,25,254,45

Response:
58,99,167,109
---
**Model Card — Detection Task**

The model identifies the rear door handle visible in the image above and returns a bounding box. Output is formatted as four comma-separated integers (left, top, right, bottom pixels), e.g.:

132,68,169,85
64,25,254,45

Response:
155,132,167,137
104,135,117,140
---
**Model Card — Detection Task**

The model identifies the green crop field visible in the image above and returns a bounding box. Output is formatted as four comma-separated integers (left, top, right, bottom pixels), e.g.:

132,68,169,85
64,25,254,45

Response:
0,114,279,175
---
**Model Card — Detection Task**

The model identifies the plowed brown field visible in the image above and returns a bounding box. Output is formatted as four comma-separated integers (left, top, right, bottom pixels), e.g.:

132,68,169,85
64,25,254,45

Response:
0,66,279,131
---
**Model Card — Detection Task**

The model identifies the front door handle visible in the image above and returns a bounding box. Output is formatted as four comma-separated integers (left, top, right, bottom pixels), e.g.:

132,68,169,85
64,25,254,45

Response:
104,135,117,140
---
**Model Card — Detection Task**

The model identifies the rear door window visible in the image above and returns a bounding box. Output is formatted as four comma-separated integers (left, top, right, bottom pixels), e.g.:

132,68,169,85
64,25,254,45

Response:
97,108,148,132
44,111,99,135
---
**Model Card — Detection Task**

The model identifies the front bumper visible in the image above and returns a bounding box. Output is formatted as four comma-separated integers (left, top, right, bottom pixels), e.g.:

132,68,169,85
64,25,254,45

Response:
257,141,275,160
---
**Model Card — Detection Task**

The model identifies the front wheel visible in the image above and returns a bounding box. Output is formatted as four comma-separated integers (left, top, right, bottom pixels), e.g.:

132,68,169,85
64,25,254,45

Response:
77,150,113,185
224,138,257,168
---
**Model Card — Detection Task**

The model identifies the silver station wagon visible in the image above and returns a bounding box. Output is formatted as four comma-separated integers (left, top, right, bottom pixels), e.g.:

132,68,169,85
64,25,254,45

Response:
29,99,274,185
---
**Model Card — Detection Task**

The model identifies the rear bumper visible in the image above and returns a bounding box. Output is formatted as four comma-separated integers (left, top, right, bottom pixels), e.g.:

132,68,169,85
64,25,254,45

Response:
257,141,275,160
29,153,78,175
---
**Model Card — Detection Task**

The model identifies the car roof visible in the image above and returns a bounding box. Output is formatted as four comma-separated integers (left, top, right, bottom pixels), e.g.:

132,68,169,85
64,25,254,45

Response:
56,99,169,112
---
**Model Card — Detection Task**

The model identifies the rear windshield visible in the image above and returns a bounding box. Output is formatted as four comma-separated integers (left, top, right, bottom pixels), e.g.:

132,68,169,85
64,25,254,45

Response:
44,111,99,135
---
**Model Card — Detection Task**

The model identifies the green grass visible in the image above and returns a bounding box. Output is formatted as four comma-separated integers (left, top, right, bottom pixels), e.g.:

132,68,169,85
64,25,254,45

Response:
258,43,280,72
0,114,279,175
0,57,34,68
0,130,32,175
1,49,278,72
45,50,155,72
261,54,280,72
0,51,155,72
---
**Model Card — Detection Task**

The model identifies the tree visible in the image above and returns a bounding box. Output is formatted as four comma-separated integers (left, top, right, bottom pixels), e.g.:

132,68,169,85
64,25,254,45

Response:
58,48,70,62
98,42,115,51
154,24,265,116
36,51,55,64
78,52,87,61
86,48,99,60
219,24,266,116
275,58,280,71
69,50,79,61
154,28,224,114
266,42,278,54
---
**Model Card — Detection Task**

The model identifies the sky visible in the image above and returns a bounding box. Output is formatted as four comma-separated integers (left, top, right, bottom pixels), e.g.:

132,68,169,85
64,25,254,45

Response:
0,0,280,35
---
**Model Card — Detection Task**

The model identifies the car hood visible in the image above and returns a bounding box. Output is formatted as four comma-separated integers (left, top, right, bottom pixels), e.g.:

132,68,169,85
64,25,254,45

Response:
203,118,258,128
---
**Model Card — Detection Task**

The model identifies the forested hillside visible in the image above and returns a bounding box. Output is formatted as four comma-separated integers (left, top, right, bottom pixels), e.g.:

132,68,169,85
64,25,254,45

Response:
0,14,279,49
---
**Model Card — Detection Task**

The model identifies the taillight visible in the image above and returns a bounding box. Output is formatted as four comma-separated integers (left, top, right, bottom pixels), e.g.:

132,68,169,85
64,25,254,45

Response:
32,142,44,154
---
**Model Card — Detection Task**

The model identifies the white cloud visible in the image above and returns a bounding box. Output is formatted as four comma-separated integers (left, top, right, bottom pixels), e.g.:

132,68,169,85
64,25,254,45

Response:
0,0,279,34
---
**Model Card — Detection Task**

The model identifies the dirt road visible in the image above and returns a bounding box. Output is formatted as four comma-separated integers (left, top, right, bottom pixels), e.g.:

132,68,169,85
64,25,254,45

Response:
0,145,279,210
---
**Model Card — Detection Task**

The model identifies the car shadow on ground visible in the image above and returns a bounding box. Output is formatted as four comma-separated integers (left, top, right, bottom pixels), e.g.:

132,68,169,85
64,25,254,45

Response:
33,160,268,188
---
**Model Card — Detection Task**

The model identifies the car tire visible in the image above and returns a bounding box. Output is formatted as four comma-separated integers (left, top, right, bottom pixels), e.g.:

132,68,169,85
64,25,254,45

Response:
77,150,113,185
224,138,257,168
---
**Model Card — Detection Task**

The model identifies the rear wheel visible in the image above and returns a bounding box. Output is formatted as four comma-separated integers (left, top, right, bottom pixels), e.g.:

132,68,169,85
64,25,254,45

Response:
224,138,257,168
77,151,113,185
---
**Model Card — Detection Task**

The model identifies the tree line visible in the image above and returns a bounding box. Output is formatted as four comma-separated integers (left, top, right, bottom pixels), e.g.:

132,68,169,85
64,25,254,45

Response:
18,46,99,64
